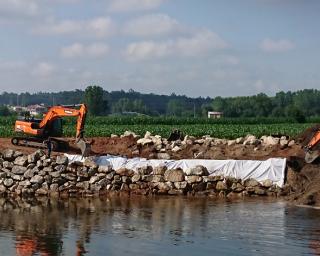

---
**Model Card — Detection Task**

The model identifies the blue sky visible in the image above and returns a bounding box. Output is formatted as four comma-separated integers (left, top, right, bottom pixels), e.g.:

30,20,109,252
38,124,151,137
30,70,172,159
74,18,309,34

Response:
0,0,319,97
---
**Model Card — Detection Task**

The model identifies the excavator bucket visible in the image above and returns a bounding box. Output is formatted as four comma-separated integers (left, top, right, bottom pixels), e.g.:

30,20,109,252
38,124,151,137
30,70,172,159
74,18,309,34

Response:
305,150,320,164
76,138,91,157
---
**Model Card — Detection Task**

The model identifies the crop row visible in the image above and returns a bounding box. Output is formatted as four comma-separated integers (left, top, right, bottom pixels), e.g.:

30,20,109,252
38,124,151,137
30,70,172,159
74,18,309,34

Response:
1,116,320,126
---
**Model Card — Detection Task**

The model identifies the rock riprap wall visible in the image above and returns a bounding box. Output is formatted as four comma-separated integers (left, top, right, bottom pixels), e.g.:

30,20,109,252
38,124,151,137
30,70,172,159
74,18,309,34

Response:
0,149,285,197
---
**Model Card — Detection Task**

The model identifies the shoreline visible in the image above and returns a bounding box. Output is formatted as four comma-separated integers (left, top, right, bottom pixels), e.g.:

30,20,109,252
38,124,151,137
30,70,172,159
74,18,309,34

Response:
0,149,286,199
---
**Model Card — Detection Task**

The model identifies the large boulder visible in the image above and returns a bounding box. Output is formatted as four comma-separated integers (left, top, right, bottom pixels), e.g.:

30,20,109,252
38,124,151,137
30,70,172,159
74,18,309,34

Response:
14,156,28,166
164,169,185,182
115,168,134,177
55,155,69,165
137,138,153,145
28,151,41,164
137,166,153,175
185,165,209,176
263,136,280,146
11,166,27,175
3,149,15,161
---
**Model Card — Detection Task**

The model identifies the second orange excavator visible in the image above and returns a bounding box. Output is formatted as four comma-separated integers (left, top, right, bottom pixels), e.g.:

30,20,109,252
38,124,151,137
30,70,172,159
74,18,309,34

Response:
11,104,91,157
305,128,320,163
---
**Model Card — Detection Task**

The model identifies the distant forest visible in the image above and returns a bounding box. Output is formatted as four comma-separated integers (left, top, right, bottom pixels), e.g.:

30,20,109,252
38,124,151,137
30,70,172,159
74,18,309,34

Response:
0,88,319,119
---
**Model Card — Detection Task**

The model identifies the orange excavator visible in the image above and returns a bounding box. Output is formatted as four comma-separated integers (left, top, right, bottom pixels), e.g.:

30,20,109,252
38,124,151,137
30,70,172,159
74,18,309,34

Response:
305,129,320,163
12,104,91,157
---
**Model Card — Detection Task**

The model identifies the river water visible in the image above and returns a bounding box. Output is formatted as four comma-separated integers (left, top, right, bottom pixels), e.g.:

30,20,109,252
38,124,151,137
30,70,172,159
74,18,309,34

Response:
0,197,319,256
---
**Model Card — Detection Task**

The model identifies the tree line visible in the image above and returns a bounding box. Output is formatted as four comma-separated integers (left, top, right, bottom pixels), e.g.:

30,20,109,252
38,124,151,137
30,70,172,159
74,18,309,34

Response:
0,86,319,121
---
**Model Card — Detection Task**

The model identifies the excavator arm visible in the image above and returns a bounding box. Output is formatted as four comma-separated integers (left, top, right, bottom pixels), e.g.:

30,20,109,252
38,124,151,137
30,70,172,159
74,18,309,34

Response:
39,104,87,139
305,129,320,163
39,104,90,157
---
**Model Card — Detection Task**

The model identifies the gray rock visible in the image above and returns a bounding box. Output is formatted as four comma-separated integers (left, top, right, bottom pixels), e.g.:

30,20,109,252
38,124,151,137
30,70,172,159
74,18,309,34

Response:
19,180,31,187
156,182,171,191
50,183,59,192
244,178,259,187
89,176,101,184
153,165,167,175
28,151,41,164
137,138,153,145
164,169,185,182
262,179,273,188
2,161,13,169
174,181,188,189
185,165,209,176
14,156,28,166
30,175,44,184
216,181,227,191
115,168,134,176
24,168,38,179
13,151,23,158
129,184,140,190
76,181,90,190
137,166,153,175
0,172,7,179
3,149,15,161
11,165,27,175
98,165,112,173
263,136,280,146
54,165,67,173
36,188,48,195
106,171,115,180
84,157,98,169
151,175,164,183
288,140,295,147
88,168,97,177
51,171,62,178
12,175,23,181
56,155,68,165
254,187,266,195
131,174,141,183
0,184,7,193
157,153,171,160
4,178,14,187
185,175,202,183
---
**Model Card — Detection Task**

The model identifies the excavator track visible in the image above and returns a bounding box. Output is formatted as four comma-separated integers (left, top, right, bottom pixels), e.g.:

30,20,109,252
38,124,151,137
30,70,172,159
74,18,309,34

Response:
11,137,69,151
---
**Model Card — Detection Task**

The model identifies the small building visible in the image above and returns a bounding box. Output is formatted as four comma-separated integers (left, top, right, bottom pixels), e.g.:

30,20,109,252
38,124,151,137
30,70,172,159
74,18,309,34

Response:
208,111,223,119
26,104,47,116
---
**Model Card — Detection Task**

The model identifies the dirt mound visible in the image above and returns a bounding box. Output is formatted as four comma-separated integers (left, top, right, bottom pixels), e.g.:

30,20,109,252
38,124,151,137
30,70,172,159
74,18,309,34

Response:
286,159,320,206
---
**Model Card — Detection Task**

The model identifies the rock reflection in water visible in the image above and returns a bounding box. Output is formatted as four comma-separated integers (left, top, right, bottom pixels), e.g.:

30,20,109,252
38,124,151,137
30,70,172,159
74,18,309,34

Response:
0,197,319,255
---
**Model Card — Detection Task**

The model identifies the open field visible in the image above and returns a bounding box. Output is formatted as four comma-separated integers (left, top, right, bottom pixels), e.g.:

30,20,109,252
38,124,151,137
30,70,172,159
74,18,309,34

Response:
0,116,316,138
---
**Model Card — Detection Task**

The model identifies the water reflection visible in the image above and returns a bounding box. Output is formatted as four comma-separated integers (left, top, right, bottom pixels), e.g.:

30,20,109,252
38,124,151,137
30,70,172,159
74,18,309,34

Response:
0,197,319,255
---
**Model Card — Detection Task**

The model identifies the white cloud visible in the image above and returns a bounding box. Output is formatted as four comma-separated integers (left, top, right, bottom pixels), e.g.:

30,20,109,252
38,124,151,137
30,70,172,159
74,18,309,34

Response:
32,62,55,77
0,0,39,17
260,38,295,52
125,30,228,61
61,43,109,58
32,17,115,38
123,13,182,37
108,0,164,12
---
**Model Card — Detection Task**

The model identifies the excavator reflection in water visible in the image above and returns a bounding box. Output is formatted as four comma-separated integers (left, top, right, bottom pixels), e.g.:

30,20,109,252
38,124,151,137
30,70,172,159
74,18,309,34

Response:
12,104,91,157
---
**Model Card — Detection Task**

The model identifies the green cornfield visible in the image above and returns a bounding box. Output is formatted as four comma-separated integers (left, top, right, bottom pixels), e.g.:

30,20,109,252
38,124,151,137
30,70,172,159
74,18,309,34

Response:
0,116,315,139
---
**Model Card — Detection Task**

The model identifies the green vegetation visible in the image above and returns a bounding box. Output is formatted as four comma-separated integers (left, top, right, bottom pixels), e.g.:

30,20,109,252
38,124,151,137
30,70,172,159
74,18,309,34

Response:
1,88,320,119
0,116,315,139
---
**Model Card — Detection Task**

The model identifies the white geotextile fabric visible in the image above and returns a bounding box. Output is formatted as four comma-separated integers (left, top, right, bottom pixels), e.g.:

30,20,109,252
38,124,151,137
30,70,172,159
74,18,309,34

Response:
65,154,286,187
